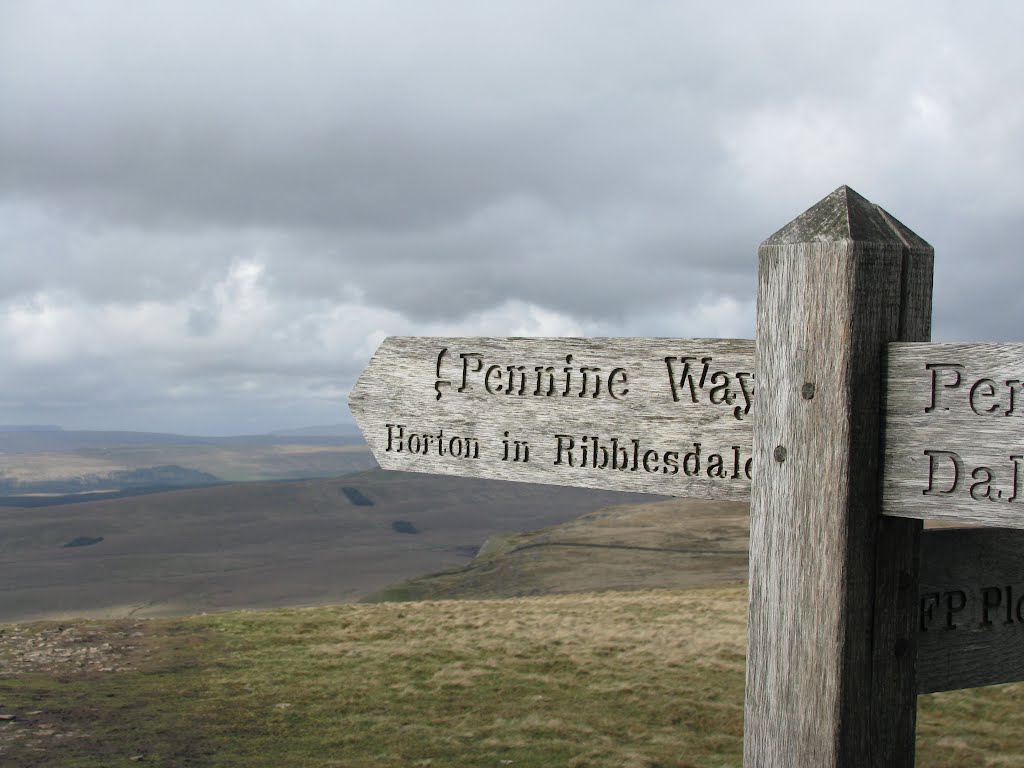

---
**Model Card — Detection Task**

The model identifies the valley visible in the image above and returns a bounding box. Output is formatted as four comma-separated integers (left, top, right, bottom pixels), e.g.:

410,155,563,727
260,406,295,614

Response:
0,468,657,624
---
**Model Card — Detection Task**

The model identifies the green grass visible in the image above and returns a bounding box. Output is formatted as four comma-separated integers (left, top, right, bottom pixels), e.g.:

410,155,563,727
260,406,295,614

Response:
190,591,746,767
2,588,1024,767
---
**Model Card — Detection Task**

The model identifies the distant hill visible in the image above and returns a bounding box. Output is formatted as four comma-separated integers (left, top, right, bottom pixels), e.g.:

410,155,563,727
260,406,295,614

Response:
0,429,376,494
270,423,362,438
0,465,220,499
363,496,749,602
0,424,62,432
0,469,657,624
0,429,213,452
0,428,366,454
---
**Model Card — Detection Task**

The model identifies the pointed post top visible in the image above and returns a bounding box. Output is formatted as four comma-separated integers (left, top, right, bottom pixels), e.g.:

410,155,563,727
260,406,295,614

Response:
763,185,931,250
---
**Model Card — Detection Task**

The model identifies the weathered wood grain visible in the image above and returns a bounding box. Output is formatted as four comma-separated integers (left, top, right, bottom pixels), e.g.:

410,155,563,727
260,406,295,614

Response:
745,186,930,767
918,527,1024,693
869,205,931,765
349,337,754,499
884,343,1024,527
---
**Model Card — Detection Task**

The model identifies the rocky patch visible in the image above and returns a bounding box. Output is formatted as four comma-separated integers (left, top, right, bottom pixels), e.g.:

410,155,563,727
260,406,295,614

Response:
0,620,153,762
0,621,148,676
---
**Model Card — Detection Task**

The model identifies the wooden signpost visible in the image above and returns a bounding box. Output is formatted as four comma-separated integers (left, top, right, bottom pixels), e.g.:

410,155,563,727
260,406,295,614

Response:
885,344,1024,528
918,527,1024,693
348,185,1024,766
349,337,754,500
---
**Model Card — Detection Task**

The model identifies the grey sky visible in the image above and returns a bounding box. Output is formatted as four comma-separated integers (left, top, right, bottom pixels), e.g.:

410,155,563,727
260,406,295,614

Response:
1,1,1021,434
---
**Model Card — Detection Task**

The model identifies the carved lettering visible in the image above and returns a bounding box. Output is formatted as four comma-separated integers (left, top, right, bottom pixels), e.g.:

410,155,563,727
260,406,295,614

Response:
923,450,963,495
554,434,576,467
436,349,630,402
970,466,995,500
642,449,659,473
920,592,940,632
434,348,451,401
922,450,1023,504
485,365,504,394
683,443,701,476
550,433,749,480
945,590,967,629
925,363,965,413
384,424,480,460
533,366,556,396
970,378,1001,415
707,452,726,478
506,365,528,396
1008,380,1024,416
981,586,1002,627
923,362,1024,417
458,353,485,392
708,371,734,406
917,589,967,631
607,367,629,399
664,356,754,421
501,431,530,463
734,373,755,420
921,584,1024,633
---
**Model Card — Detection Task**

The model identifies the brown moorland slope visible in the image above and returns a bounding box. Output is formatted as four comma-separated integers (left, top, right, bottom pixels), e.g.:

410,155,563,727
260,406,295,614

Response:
364,496,749,602
0,469,657,623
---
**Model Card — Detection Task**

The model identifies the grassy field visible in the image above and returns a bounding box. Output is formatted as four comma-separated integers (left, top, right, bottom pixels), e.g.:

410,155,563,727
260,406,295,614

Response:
2,587,1023,767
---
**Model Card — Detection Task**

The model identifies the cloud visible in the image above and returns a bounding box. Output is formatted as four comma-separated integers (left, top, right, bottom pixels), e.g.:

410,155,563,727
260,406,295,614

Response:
0,1,1021,432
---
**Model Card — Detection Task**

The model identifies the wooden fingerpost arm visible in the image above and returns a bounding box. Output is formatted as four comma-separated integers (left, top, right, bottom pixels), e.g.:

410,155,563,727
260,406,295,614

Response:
744,186,934,766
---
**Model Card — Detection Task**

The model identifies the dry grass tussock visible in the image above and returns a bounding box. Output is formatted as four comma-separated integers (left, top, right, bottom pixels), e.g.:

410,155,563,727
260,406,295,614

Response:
314,588,746,667
194,587,749,767
208,588,1024,768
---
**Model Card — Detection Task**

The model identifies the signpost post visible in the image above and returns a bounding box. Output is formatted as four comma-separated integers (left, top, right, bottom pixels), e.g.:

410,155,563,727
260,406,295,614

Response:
348,185,1023,766
743,187,931,767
